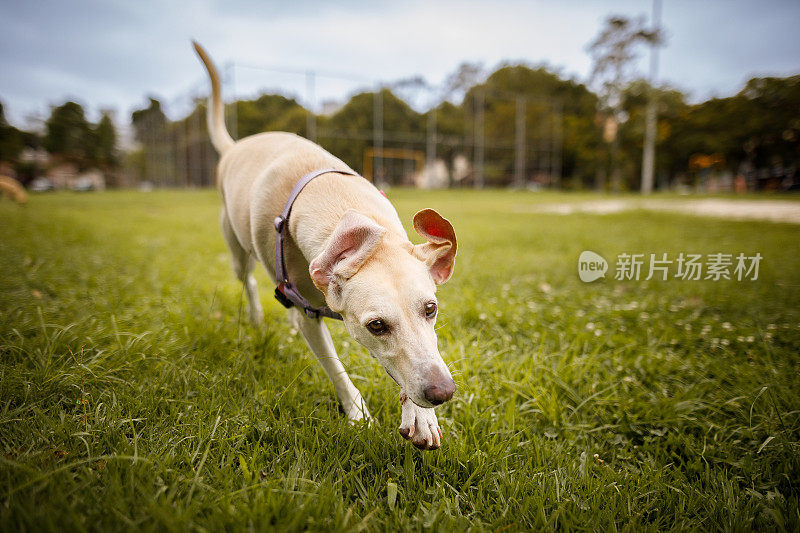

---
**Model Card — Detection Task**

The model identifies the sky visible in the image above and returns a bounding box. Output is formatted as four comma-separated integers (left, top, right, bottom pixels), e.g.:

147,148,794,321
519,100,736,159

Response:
1,0,799,128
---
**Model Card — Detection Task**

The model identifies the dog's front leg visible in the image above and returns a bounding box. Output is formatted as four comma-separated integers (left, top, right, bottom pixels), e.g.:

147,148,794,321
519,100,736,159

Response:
293,309,371,422
398,392,442,450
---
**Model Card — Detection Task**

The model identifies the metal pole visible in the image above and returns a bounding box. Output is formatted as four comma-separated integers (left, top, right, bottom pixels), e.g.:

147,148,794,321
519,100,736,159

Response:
427,108,436,184
546,102,553,186
193,95,201,187
514,95,526,188
151,117,159,186
226,62,238,141
474,90,484,189
641,0,661,194
552,101,563,188
306,70,316,142
144,121,151,185
373,87,383,184
158,113,167,186
181,111,189,187
171,124,180,187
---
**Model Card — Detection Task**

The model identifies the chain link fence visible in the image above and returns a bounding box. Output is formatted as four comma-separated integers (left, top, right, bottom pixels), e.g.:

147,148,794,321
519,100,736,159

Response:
126,64,563,189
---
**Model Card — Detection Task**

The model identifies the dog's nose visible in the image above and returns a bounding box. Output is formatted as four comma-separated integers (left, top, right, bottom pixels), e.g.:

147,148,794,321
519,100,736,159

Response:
423,377,456,405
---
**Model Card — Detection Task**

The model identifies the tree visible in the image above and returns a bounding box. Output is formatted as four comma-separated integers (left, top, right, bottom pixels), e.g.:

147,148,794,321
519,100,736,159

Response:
131,98,170,185
736,76,800,171
44,101,92,169
463,64,602,188
588,15,661,191
92,111,118,170
0,101,25,163
621,80,688,188
615,74,800,189
443,62,484,104
235,94,306,137
675,75,800,187
318,88,423,176
131,98,167,144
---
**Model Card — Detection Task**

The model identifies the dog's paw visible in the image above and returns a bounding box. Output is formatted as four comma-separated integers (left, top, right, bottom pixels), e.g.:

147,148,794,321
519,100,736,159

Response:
398,393,442,450
343,398,373,425
249,308,264,327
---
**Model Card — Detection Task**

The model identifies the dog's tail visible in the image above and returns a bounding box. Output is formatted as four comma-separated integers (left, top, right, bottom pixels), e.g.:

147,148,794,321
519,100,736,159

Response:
192,41,235,154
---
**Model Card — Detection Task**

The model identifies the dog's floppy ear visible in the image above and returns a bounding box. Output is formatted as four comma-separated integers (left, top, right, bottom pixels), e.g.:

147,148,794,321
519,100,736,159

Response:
310,210,385,296
411,208,457,285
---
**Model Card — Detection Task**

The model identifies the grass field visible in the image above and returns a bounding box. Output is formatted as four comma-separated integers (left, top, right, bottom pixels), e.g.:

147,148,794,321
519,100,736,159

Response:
1,189,799,531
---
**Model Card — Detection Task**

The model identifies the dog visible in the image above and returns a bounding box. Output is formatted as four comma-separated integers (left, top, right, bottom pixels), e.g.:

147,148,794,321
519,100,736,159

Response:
193,42,457,450
0,175,28,205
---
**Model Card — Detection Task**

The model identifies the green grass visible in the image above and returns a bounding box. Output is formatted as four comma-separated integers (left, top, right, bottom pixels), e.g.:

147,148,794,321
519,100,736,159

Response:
1,189,798,531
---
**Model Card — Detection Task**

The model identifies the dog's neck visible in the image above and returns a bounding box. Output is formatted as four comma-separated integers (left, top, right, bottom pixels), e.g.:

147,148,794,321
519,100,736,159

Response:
290,201,408,265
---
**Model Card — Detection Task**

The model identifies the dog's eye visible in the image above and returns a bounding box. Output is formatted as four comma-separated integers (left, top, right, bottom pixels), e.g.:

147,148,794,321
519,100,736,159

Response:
366,319,389,335
425,302,437,319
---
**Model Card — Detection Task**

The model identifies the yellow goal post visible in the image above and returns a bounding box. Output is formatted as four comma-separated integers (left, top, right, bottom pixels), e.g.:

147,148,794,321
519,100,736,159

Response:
363,147,425,183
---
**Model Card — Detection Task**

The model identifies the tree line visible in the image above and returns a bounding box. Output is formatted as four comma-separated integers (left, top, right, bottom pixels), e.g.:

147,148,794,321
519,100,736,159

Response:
125,65,800,190
0,101,118,183
1,62,798,190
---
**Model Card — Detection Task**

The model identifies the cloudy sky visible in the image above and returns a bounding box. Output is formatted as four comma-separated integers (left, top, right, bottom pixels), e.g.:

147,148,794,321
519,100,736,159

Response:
1,0,799,127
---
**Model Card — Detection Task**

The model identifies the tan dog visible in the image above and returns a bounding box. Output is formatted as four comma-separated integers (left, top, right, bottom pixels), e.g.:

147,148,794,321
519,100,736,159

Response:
193,43,457,450
0,176,28,205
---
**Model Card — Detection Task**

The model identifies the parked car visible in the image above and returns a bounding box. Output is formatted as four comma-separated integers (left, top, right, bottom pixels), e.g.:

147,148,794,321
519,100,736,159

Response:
29,177,55,192
71,177,96,192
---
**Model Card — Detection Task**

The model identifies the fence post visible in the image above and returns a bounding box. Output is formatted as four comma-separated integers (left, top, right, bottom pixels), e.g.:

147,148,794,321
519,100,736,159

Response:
514,95,526,188
306,70,316,142
192,92,202,187
474,89,484,189
226,62,238,141
427,108,436,183
373,87,384,184
552,101,563,188
641,0,662,194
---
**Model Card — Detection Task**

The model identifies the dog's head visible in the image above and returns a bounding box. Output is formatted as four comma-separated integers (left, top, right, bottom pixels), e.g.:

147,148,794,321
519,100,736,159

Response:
309,208,457,408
